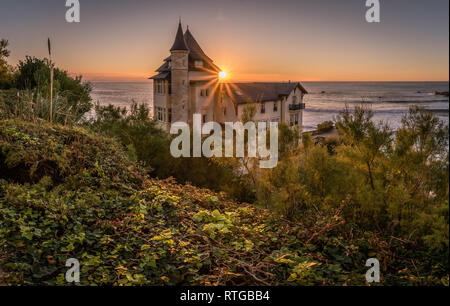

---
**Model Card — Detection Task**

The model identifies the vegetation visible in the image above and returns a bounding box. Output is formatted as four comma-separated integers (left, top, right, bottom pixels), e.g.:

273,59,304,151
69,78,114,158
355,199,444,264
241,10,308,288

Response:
0,37,448,286
0,105,448,286
254,106,449,285
0,120,377,285
88,102,254,202
0,44,92,124
316,120,334,134
0,39,14,90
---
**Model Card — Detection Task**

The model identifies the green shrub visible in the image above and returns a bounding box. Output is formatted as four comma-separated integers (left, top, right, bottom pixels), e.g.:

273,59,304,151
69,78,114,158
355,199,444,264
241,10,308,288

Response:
0,120,372,286
317,121,334,133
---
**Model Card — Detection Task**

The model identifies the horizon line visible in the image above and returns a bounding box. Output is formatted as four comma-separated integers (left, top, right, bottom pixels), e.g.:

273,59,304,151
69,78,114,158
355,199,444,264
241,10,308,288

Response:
87,80,450,83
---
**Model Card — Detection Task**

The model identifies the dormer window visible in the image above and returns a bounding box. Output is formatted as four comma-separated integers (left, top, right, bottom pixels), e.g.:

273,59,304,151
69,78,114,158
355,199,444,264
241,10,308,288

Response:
195,60,204,68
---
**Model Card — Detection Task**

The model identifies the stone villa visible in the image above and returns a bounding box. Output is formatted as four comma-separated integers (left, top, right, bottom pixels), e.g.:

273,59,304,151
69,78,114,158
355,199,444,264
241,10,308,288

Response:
150,22,308,131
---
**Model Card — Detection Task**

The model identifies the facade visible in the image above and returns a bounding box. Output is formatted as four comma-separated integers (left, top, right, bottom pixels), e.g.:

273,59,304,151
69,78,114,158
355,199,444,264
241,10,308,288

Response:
150,22,308,131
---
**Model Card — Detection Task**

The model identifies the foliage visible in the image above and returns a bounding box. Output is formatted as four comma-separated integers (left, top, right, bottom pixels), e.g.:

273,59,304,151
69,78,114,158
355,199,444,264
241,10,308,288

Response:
0,120,375,286
0,105,448,286
0,88,87,125
255,106,449,284
317,121,334,134
0,39,14,89
88,102,253,202
1,39,92,123
13,56,92,122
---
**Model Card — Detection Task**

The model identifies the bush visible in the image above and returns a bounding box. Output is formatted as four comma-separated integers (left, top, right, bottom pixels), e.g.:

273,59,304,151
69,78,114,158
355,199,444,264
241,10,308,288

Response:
256,106,449,283
88,102,253,202
317,121,334,134
0,39,14,90
0,120,375,286
13,56,92,123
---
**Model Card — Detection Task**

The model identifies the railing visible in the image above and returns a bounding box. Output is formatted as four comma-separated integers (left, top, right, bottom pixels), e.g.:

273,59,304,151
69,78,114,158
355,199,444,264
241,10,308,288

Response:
289,103,306,111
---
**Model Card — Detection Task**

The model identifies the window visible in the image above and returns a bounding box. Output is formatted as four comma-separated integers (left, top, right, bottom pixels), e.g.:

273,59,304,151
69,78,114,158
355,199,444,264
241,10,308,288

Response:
290,114,295,127
273,102,278,112
294,114,299,125
168,108,172,122
292,96,297,104
157,107,163,122
203,115,207,124
195,60,204,68
261,103,266,114
200,89,210,97
224,107,227,116
156,80,163,94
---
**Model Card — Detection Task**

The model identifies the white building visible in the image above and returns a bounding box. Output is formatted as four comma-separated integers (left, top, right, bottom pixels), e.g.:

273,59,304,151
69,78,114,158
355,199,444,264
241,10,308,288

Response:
150,22,308,130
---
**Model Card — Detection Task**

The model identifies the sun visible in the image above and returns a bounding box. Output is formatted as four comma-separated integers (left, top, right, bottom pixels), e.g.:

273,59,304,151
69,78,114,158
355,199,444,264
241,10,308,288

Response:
219,71,227,80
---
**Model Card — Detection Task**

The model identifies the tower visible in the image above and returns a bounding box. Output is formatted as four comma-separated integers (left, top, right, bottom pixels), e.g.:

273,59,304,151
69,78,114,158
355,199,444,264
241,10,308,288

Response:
170,21,190,124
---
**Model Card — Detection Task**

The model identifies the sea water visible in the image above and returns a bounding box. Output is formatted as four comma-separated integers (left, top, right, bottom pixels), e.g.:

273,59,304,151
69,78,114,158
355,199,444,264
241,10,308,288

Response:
91,81,449,132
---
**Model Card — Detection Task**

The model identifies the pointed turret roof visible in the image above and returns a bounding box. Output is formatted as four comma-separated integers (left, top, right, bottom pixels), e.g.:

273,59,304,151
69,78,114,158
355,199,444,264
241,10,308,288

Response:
170,21,188,51
150,22,221,79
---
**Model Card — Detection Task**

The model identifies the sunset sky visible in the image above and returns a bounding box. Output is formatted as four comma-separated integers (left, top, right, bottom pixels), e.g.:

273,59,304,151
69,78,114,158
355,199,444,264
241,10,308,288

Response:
1,0,448,82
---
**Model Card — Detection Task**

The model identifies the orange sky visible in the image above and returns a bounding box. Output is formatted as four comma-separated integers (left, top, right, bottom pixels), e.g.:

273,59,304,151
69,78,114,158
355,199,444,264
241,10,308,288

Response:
2,0,449,82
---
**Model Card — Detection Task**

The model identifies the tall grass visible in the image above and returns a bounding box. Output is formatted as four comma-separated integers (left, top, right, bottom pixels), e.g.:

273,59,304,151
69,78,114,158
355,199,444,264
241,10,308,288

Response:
0,89,85,125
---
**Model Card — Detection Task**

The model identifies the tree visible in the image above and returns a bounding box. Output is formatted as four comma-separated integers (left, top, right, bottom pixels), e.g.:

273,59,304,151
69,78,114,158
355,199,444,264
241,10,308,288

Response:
0,39,14,89
0,39,10,58
336,105,393,191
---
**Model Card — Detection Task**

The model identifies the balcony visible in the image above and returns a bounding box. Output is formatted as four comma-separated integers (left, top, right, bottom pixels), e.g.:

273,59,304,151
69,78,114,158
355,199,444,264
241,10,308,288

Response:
289,103,306,111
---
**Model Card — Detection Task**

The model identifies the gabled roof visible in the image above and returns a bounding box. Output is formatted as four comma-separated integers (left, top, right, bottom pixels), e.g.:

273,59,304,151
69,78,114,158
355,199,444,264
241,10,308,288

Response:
151,72,170,80
184,28,221,73
156,61,170,73
170,22,188,51
184,28,212,62
226,82,308,104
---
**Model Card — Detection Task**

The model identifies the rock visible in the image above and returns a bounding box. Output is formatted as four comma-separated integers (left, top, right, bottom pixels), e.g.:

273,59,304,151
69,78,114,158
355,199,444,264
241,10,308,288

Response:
434,91,449,97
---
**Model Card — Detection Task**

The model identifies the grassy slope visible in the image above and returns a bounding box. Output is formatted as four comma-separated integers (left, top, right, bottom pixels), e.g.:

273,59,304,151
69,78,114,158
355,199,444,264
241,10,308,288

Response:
0,120,431,286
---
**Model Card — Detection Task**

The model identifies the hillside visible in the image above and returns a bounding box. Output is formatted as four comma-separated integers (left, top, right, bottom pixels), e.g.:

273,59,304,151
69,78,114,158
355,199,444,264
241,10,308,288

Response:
0,120,441,285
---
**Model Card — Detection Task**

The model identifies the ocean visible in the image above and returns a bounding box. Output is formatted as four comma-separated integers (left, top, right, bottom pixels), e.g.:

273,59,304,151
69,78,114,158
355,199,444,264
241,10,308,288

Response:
91,81,449,131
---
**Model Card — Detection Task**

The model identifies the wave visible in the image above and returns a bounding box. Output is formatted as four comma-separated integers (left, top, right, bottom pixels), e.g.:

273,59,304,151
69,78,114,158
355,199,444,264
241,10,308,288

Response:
305,108,449,114
381,99,449,103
